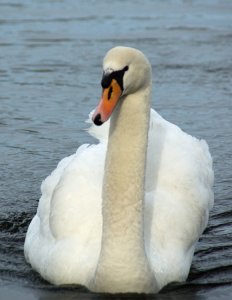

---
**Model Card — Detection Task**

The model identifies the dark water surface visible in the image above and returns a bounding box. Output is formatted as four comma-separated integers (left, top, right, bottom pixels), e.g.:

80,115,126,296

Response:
0,0,232,299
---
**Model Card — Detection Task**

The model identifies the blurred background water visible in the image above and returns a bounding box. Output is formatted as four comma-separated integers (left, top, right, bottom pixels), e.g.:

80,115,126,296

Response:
0,0,232,299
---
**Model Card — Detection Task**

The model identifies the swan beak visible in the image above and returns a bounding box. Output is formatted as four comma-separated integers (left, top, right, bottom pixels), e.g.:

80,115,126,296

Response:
92,79,122,126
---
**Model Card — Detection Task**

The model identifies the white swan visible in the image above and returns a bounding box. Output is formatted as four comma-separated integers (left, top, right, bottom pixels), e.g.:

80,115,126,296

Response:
24,46,214,294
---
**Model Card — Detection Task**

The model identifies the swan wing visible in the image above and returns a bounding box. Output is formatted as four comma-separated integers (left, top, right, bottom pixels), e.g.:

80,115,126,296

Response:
24,142,105,285
145,109,214,288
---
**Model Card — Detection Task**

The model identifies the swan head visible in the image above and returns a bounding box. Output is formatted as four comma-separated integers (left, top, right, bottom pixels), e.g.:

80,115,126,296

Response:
92,46,152,126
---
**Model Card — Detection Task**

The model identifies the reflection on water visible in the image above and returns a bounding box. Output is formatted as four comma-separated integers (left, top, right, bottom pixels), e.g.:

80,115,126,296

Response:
0,0,232,299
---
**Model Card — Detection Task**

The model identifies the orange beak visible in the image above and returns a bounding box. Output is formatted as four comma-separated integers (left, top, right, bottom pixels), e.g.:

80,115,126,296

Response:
92,79,122,126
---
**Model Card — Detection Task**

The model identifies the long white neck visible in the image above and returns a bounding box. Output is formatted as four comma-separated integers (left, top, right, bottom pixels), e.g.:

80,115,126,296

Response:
92,84,156,293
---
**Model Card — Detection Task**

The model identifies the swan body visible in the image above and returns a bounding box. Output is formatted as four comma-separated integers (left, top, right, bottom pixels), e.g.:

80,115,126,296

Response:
24,47,214,294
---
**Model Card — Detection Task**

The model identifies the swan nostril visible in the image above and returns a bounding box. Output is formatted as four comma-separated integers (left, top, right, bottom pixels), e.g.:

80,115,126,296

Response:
93,113,103,126
108,86,113,100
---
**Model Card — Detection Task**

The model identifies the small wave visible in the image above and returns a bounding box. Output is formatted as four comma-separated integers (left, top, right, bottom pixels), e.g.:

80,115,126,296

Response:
0,212,31,234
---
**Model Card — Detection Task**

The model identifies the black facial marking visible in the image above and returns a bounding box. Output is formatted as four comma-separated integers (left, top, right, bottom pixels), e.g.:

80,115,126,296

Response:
101,65,129,90
124,66,129,72
108,86,113,100
101,73,112,89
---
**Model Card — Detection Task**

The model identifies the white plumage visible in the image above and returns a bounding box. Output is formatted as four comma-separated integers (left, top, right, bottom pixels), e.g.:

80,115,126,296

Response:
24,47,214,293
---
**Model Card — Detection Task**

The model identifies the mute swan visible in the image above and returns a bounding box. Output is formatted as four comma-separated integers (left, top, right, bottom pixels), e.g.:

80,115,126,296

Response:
24,46,214,294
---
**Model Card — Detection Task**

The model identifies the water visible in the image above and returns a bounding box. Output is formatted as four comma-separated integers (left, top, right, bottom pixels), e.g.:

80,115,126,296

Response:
0,0,232,299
